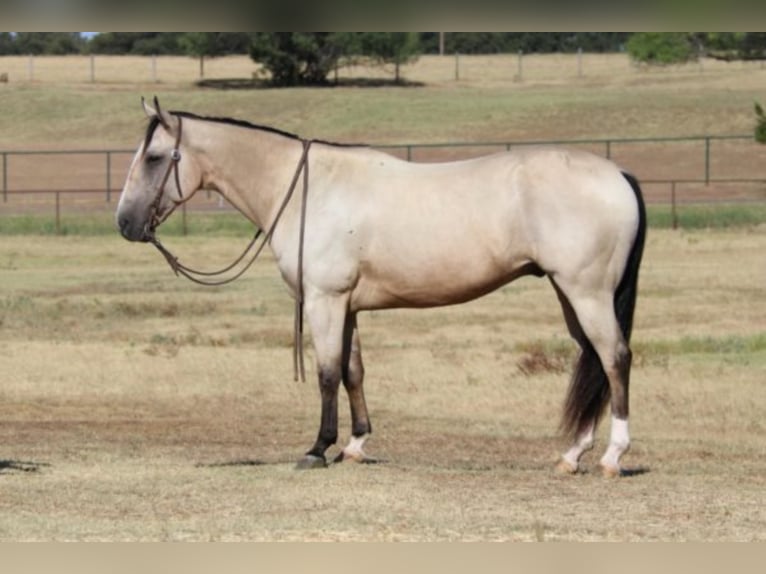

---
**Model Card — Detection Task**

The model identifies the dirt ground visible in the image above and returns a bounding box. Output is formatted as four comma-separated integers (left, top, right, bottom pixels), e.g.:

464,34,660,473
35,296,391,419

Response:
0,228,764,541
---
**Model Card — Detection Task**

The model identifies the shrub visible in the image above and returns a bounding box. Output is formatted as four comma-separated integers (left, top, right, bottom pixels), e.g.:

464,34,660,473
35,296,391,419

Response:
626,33,697,65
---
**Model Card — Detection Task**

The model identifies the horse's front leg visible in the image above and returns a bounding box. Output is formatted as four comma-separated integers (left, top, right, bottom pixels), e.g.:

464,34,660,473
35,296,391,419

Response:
296,293,349,470
334,312,375,464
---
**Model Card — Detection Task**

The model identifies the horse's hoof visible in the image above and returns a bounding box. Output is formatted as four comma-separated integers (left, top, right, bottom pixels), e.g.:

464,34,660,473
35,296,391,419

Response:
295,455,327,470
555,458,579,475
600,463,622,478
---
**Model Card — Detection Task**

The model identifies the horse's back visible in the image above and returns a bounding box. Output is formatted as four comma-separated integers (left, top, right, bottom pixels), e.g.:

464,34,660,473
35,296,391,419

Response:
319,146,640,310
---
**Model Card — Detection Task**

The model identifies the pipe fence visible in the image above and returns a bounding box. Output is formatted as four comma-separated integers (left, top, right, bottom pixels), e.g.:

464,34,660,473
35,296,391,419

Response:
2,134,765,233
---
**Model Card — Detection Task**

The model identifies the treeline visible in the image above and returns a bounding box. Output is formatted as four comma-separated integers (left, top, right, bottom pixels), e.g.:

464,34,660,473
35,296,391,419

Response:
3,32,766,59
0,32,632,56
4,32,766,87
0,33,251,56
420,32,631,54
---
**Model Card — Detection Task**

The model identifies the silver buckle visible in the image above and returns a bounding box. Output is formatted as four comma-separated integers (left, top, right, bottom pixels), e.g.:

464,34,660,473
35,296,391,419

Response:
171,149,181,162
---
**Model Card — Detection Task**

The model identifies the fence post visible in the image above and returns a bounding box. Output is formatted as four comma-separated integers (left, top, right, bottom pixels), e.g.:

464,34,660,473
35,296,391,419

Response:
704,137,710,184
577,47,583,78
28,55,34,81
55,191,61,234
406,145,412,162
90,54,95,82
2,152,6,202
151,54,158,83
516,50,523,81
454,53,459,81
605,140,612,159
106,151,112,202
671,181,678,229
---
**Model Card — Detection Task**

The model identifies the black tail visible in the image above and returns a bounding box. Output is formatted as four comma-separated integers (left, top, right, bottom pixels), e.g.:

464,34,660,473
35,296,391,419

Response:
614,172,646,342
560,171,647,439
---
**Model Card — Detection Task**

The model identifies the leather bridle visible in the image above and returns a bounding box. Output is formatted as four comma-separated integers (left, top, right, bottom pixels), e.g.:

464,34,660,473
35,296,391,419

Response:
141,112,312,382
144,115,187,239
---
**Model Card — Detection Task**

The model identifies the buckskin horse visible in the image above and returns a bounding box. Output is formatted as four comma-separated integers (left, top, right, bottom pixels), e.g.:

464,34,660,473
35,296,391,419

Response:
116,98,646,476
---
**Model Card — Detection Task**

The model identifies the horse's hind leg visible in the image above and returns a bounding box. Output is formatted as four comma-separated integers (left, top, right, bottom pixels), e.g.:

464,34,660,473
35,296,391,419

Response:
334,312,375,463
575,296,631,477
552,279,632,477
550,280,596,473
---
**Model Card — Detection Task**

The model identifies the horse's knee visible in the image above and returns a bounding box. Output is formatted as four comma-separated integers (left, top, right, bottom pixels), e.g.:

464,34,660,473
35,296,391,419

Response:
318,366,341,392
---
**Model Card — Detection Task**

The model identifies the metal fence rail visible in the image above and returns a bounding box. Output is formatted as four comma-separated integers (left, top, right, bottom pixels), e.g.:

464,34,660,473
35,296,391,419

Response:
2,134,765,233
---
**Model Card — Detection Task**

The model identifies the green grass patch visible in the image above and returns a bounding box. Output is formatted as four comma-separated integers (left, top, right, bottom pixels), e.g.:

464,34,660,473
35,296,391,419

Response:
634,333,766,357
646,203,766,229
3,203,766,236
0,212,257,237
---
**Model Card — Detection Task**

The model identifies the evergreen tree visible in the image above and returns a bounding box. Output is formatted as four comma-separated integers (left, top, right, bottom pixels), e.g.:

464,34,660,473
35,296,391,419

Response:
250,33,355,86
361,33,420,83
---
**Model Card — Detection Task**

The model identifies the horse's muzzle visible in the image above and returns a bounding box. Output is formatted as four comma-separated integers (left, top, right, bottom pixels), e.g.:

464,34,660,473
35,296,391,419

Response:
117,215,152,243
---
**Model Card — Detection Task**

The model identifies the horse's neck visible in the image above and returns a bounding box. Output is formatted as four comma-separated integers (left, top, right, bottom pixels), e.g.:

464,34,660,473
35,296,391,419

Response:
192,121,306,231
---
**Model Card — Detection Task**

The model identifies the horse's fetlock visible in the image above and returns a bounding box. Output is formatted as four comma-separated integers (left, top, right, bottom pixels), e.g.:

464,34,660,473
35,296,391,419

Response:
352,421,371,437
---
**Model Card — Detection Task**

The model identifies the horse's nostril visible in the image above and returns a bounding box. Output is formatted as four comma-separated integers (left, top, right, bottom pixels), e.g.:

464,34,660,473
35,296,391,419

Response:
118,217,132,237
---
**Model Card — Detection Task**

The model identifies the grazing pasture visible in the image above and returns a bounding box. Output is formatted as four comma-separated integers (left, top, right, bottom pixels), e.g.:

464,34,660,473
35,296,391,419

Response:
0,53,765,541
0,229,764,541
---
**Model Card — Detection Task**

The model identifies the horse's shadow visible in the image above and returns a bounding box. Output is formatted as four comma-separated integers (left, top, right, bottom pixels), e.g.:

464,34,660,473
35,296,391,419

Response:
0,460,50,474
620,466,651,477
194,459,266,469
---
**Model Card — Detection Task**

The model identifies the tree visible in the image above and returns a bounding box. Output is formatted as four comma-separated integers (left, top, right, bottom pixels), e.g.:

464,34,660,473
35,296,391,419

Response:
179,33,219,79
625,33,697,65
177,33,251,78
755,102,766,144
250,33,355,86
361,33,420,83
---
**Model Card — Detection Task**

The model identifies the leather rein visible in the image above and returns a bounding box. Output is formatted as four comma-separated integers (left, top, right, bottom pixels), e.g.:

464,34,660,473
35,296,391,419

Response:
144,115,311,382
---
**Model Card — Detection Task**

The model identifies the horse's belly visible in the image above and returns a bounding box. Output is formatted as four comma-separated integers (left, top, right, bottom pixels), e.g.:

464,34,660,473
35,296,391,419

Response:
350,256,537,311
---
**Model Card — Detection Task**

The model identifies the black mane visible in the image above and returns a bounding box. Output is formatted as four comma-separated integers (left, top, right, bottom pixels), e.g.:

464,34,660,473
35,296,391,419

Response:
142,111,366,149
175,111,305,142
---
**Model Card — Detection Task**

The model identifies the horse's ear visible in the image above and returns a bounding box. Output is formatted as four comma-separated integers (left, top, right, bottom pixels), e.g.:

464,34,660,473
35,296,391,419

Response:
141,96,173,130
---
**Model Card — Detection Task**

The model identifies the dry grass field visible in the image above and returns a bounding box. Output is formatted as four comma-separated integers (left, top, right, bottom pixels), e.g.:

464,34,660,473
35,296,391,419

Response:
2,53,766,221
2,53,766,147
1,52,765,542
0,227,764,541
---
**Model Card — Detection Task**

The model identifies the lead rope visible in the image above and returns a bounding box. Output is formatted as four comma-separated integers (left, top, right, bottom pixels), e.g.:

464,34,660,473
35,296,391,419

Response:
294,140,310,383
149,138,313,382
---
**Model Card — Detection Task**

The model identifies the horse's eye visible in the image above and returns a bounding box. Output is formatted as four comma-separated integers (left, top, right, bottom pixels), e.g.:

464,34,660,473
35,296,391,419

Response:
146,154,163,165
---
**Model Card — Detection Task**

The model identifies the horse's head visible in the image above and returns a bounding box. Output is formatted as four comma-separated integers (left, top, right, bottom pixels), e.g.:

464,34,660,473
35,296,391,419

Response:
116,97,202,242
